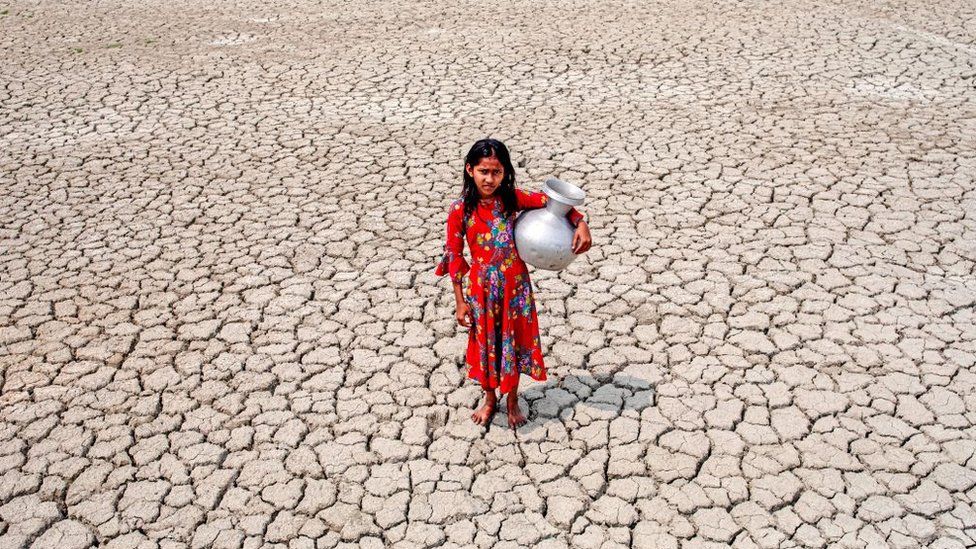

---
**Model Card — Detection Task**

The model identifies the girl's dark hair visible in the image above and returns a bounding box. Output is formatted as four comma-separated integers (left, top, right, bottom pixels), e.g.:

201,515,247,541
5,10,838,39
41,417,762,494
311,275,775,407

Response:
461,138,518,225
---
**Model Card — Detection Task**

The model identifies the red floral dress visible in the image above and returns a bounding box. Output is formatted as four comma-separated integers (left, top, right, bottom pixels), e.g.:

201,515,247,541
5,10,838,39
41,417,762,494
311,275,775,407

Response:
436,188,585,395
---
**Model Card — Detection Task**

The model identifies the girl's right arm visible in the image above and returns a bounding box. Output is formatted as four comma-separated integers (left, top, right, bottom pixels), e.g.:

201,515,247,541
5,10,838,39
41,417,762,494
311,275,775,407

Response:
435,200,472,325
452,280,465,305
435,200,471,283
453,281,471,327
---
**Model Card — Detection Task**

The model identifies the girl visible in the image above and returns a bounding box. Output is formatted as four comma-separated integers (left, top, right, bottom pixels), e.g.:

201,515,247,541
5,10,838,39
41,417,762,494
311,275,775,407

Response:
435,139,592,429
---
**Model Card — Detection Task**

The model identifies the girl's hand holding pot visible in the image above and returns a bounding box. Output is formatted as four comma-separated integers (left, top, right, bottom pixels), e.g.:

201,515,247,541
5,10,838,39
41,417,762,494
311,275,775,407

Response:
573,221,592,254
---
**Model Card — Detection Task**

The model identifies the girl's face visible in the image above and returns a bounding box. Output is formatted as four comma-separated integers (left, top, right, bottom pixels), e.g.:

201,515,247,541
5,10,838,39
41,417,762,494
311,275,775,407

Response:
466,155,505,198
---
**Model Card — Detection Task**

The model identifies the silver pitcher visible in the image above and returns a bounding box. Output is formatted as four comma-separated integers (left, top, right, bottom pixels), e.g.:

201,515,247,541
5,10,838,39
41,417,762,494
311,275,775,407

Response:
514,177,586,271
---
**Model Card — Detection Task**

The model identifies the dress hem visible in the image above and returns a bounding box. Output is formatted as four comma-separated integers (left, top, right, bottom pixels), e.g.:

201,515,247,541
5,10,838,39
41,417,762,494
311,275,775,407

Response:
466,362,547,395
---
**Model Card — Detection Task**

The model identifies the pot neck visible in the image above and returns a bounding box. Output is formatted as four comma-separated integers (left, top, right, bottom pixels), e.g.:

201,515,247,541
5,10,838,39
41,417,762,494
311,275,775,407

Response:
545,199,572,217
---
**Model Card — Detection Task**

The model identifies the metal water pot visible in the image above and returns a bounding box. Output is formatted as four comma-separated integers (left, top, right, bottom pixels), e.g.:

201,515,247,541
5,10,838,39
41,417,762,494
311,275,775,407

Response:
514,177,586,271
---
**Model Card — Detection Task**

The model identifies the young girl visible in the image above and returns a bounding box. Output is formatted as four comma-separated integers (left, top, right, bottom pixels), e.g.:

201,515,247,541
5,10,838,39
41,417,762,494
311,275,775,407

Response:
435,138,592,429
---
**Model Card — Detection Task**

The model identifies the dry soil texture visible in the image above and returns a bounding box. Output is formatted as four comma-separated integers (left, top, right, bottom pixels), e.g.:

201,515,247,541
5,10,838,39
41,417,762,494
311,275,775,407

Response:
1,0,976,548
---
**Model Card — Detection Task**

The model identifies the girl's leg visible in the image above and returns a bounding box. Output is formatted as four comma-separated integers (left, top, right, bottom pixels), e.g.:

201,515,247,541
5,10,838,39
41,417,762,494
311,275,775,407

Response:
506,376,527,429
472,387,497,425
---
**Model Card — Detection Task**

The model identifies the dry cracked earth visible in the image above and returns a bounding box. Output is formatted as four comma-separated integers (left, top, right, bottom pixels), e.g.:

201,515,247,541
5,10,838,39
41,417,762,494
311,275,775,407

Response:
1,0,975,548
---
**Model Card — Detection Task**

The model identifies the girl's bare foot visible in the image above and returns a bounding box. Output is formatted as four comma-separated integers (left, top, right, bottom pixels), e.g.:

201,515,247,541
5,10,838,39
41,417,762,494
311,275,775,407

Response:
471,390,497,426
506,391,527,429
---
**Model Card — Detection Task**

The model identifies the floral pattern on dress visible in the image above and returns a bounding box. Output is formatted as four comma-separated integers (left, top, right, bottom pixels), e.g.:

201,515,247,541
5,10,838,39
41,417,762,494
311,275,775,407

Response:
508,273,534,320
435,189,585,395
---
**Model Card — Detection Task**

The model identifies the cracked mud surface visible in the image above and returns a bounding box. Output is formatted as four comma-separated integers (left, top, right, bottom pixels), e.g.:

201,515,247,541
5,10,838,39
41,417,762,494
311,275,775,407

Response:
1,0,975,547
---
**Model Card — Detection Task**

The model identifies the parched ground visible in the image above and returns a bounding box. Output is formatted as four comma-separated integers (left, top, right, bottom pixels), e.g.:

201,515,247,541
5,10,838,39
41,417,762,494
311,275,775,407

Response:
1,0,975,547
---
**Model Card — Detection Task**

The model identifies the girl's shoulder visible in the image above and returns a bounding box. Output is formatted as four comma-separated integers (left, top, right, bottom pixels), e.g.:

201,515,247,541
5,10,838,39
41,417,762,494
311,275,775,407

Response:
446,198,468,224
448,198,466,219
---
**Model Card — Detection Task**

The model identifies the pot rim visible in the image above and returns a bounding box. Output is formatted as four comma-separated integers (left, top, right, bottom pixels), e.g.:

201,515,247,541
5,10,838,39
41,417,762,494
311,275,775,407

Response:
543,177,585,206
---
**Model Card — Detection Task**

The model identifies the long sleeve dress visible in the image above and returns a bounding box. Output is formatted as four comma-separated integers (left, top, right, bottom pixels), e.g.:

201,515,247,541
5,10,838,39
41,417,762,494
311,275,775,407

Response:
435,188,585,396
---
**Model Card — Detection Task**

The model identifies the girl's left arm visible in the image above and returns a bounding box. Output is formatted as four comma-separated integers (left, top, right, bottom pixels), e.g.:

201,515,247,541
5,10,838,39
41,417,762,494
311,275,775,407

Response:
515,188,586,227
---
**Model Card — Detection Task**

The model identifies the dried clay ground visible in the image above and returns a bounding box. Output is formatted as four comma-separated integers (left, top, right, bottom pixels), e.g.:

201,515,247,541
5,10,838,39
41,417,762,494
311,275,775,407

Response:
1,0,975,548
